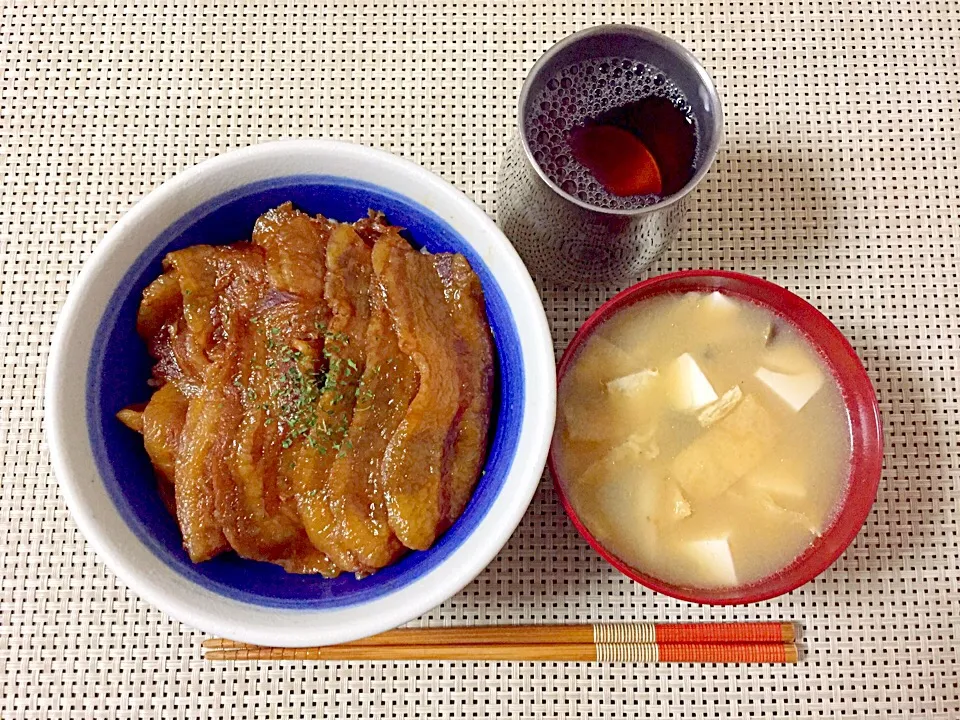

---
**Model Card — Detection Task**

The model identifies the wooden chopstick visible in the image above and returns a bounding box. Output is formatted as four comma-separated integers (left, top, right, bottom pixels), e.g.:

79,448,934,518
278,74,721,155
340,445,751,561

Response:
205,642,798,663
203,621,795,651
203,623,800,663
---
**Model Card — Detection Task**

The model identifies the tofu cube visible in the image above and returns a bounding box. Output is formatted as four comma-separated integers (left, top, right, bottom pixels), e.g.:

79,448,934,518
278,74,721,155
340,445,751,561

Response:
755,367,824,412
684,536,738,587
666,353,718,411
700,290,739,317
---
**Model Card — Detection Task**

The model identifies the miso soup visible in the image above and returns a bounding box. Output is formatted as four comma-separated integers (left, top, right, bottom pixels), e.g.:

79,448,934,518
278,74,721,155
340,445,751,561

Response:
554,291,853,589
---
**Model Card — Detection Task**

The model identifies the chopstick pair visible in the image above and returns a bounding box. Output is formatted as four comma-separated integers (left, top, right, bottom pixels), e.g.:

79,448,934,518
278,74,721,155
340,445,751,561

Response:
203,622,799,663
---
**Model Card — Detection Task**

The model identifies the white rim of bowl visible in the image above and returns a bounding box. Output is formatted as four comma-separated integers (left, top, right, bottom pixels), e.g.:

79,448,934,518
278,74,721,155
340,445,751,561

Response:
45,139,556,646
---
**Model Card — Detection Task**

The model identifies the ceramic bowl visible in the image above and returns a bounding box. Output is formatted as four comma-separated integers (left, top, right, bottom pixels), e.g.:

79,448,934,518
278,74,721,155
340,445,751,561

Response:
46,140,556,645
551,270,882,604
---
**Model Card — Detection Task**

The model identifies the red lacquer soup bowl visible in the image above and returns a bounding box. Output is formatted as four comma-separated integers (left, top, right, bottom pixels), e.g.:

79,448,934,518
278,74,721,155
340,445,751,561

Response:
549,270,883,604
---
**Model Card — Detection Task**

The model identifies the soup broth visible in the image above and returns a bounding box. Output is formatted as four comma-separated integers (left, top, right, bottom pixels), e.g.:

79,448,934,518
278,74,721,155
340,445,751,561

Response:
554,291,853,589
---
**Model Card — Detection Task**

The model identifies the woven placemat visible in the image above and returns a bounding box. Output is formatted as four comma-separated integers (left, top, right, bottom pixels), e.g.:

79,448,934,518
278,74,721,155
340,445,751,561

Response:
2,0,958,717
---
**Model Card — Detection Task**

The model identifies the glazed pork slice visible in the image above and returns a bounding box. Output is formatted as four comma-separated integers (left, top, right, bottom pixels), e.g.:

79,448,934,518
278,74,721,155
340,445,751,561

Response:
327,286,418,571
236,301,342,575
277,536,342,576
220,312,316,563
136,244,272,392
164,244,267,360
214,205,337,569
142,382,189,516
145,244,269,562
137,271,182,344
136,269,204,389
351,210,403,246
115,384,187,519
252,201,332,303
372,232,462,551
433,254,495,524
151,241,306,565
176,354,236,562
289,224,373,573
173,244,274,562
140,382,189,487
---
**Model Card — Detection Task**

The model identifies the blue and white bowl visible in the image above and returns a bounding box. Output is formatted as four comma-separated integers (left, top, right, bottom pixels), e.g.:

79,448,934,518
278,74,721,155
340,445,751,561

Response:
45,140,556,647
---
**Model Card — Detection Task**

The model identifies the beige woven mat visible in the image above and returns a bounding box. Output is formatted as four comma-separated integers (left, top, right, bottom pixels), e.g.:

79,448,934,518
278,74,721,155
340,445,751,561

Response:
2,0,959,717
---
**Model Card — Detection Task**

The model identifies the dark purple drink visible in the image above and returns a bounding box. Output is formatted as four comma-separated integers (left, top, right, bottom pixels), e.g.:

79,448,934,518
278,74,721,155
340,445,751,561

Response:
525,56,701,210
